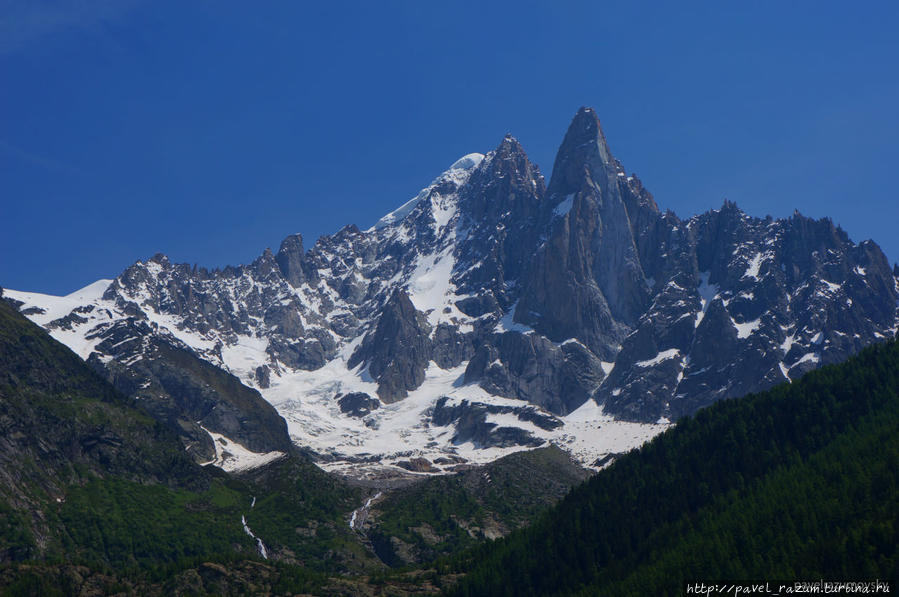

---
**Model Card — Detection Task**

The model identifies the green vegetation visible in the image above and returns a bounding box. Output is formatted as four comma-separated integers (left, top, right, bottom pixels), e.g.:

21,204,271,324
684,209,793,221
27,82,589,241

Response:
448,339,899,596
242,456,371,571
55,478,251,572
0,559,329,596
370,446,588,565
6,288,897,595
373,475,482,567
0,297,368,593
1,455,374,588
0,298,198,500
0,500,33,562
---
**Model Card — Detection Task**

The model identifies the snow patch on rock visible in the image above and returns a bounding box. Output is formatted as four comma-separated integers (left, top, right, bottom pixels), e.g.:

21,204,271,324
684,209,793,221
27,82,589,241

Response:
636,348,680,368
552,194,575,218
201,427,286,473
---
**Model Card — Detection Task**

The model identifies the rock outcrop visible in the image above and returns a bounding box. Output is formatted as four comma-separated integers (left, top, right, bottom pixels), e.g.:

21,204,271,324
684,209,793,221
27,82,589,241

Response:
7,107,898,468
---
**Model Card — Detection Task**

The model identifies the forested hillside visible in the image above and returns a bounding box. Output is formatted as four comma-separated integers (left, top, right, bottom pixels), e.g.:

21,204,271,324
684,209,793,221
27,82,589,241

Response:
0,294,576,595
368,446,588,566
0,295,372,594
448,338,899,596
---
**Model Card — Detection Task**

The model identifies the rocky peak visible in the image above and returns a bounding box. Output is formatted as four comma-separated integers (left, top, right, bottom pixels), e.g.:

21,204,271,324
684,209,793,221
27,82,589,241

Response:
9,105,899,475
105,255,170,302
515,108,654,357
461,135,544,220
496,133,528,160
275,233,308,287
335,223,362,239
452,135,547,302
348,289,432,403
251,248,281,281
547,107,619,198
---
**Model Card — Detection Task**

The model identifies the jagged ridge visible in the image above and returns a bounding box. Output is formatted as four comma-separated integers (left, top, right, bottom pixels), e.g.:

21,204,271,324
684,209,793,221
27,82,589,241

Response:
6,107,898,475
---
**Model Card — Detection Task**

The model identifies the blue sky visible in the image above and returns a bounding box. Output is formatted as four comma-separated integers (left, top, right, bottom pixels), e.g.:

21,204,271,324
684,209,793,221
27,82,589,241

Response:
2,1,898,295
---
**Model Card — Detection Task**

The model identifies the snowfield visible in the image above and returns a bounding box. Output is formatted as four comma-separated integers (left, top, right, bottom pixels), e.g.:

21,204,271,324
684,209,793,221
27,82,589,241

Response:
6,278,670,478
9,143,892,482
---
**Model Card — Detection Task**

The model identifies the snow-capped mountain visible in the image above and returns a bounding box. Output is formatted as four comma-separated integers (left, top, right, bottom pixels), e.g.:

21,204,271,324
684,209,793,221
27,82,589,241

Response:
6,108,898,477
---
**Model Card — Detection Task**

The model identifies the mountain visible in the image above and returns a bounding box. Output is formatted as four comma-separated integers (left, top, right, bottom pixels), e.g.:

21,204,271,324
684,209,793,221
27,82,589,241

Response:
0,293,203,561
0,293,589,595
0,293,387,587
3,281,292,470
447,338,899,596
6,107,898,477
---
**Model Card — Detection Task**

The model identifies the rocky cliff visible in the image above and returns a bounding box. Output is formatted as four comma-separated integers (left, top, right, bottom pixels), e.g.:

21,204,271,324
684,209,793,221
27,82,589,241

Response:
6,108,897,475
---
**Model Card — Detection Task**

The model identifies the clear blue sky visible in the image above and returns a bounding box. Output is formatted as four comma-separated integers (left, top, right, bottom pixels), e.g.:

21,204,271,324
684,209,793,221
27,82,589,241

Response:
2,1,898,295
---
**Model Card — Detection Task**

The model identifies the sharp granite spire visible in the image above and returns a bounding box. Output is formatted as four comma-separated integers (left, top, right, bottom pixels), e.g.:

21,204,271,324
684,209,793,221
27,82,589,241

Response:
6,107,897,475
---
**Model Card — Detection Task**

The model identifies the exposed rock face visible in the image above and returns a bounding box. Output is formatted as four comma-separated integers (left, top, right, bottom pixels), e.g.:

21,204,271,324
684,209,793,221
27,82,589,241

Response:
255,365,271,389
7,107,898,469
431,397,562,448
597,201,899,421
516,108,655,360
337,392,380,417
275,233,310,288
0,299,204,553
101,250,338,373
348,289,432,403
453,136,547,309
395,457,438,473
464,333,604,415
83,318,292,457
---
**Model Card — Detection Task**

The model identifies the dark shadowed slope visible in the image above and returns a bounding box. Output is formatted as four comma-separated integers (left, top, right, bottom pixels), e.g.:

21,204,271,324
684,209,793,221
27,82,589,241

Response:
448,337,899,596
0,291,377,593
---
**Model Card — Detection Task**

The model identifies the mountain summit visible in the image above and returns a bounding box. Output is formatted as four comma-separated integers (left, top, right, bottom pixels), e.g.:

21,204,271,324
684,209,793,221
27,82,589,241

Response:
549,106,617,191
7,108,898,478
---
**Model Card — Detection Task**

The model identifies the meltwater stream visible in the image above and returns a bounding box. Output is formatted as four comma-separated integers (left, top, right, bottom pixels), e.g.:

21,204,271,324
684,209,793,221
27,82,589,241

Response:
242,495,268,559
349,491,383,530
